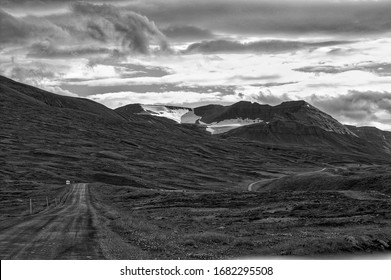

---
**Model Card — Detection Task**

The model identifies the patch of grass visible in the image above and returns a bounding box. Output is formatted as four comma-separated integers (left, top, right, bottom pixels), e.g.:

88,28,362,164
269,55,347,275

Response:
0,182,68,218
90,182,391,259
182,232,234,245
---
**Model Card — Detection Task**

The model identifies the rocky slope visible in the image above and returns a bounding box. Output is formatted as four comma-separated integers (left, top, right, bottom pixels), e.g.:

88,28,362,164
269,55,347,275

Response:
1,74,390,194
2,75,323,191
346,125,391,153
116,103,191,123
193,100,355,136
118,100,391,154
0,75,123,121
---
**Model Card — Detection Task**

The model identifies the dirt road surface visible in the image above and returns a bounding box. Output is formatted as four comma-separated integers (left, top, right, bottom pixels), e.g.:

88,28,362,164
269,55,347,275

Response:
0,183,104,259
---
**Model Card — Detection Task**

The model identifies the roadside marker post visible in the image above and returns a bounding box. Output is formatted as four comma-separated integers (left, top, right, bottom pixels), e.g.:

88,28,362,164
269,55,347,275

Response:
46,197,49,208
29,199,32,215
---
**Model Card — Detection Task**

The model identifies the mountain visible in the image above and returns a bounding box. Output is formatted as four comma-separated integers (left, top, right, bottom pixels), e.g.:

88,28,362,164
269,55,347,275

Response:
194,100,356,135
2,75,391,259
3,75,328,192
0,75,123,121
222,119,368,152
268,101,355,136
346,125,391,153
2,74,390,194
119,100,356,135
116,103,191,123
117,100,391,155
216,101,391,154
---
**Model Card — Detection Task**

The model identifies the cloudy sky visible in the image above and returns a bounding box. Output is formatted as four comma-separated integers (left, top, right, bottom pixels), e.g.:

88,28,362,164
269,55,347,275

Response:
1,0,391,130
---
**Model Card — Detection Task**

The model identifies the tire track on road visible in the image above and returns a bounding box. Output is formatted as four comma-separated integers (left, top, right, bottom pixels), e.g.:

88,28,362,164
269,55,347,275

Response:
0,183,104,259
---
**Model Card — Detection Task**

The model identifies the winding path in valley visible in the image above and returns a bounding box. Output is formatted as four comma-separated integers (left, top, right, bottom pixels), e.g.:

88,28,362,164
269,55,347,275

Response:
247,168,327,191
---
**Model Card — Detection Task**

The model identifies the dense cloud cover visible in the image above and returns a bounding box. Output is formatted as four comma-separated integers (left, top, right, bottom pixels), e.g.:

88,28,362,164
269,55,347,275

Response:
310,91,391,125
0,2,170,55
0,9,70,45
1,0,391,130
71,2,169,54
119,0,391,36
295,62,391,77
4,1,391,36
0,0,120,4
161,25,214,40
185,40,353,54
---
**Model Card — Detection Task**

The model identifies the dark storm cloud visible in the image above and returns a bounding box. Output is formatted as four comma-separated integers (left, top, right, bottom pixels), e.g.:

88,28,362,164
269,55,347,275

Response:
0,0,122,5
0,3,170,55
0,9,30,44
184,39,352,54
309,91,391,124
119,0,391,36
295,62,391,76
161,25,214,40
0,9,69,44
86,21,108,42
3,1,391,36
60,83,237,97
71,2,170,54
27,41,112,58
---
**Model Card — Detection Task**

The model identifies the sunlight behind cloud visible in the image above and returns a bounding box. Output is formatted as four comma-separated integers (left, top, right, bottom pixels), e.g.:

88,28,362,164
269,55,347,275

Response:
0,0,391,129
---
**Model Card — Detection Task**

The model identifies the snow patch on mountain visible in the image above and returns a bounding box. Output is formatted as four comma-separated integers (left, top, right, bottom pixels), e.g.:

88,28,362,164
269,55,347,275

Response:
181,111,201,123
139,105,191,123
203,118,264,134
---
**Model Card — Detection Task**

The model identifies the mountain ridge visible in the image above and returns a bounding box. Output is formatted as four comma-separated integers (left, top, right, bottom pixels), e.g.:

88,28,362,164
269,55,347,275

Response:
2,74,390,163
116,99,391,154
0,75,124,121
117,100,361,135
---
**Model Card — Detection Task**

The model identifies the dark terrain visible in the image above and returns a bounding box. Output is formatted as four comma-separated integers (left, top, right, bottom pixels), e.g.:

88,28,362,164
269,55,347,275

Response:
1,75,391,259
0,183,103,259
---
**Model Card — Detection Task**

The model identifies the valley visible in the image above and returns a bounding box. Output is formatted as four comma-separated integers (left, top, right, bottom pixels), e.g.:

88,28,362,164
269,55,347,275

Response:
1,75,391,259
90,171,391,259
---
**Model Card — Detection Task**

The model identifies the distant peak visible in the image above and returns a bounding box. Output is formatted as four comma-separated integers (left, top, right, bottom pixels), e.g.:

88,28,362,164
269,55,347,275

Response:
233,100,312,108
232,101,265,107
275,100,315,110
278,100,309,106
232,101,253,106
